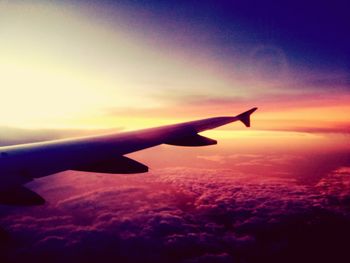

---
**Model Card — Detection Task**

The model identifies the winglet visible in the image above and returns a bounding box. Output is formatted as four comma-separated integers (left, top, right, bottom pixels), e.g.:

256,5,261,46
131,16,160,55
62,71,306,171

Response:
236,107,258,127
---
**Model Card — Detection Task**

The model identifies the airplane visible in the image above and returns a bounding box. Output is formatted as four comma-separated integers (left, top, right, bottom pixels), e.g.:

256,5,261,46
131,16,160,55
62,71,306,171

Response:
0,107,257,206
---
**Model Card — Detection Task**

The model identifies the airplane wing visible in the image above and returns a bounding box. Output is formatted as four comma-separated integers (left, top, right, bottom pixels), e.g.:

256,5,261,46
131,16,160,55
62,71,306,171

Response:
0,107,257,206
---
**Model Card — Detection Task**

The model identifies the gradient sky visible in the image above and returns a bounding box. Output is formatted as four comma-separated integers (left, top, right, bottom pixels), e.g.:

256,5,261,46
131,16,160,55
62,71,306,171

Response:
0,0,349,133
1,1,350,262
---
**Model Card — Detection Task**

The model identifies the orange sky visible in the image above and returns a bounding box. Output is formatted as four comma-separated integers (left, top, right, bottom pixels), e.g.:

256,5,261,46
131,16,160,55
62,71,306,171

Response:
0,1,349,154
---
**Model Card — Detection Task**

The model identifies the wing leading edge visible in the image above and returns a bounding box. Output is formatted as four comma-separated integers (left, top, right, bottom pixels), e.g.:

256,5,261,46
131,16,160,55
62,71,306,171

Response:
0,107,257,206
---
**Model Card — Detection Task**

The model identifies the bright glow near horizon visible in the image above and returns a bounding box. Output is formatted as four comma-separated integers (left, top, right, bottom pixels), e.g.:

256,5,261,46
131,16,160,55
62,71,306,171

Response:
0,1,349,141
0,2,240,129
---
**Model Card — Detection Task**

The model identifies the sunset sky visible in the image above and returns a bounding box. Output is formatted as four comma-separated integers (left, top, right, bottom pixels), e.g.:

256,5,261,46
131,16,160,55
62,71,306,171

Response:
0,0,349,132
0,1,349,262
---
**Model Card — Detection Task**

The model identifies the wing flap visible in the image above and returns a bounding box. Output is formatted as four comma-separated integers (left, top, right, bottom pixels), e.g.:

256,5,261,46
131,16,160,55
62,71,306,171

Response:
74,156,148,174
0,186,45,206
166,134,217,147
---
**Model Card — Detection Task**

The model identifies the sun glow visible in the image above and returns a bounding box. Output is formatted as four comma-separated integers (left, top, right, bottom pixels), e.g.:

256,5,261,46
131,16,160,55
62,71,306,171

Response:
0,2,232,129
0,1,348,142
0,2,253,130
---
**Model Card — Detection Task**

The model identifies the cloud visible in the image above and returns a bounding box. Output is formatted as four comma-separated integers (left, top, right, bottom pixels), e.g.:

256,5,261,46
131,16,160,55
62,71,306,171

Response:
1,163,350,262
196,152,350,184
261,126,350,135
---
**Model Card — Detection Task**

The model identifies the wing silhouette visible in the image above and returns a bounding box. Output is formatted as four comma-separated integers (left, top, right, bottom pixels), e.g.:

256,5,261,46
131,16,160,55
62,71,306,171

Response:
0,108,257,205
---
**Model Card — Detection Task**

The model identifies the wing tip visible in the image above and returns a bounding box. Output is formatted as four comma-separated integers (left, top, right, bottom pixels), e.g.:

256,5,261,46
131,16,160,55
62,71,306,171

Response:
236,107,258,127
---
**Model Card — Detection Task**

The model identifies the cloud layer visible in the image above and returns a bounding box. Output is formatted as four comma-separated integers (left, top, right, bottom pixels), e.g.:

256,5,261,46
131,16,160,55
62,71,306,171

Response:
1,163,350,263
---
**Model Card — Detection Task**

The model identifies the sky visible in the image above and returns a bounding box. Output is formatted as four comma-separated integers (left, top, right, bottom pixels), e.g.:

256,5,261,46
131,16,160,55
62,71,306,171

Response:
0,0,350,262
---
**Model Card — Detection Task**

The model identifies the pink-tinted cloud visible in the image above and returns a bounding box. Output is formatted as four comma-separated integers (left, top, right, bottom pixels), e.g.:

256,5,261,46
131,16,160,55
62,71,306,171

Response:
1,155,350,263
